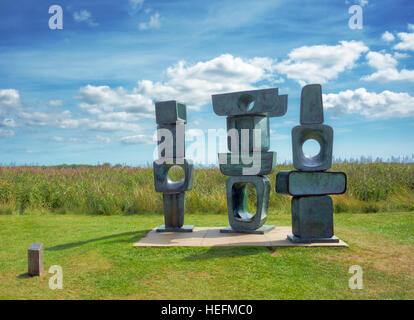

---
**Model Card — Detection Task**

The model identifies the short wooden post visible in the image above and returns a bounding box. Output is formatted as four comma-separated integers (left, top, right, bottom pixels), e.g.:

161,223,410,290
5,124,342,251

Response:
28,243,44,276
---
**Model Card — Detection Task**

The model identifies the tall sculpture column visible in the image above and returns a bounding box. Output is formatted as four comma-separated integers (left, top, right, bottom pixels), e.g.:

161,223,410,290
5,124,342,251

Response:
212,88,288,234
276,84,347,243
153,100,194,232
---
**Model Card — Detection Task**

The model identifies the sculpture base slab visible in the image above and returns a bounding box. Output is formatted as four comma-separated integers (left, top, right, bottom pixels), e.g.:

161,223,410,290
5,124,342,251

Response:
134,227,348,247
156,225,194,233
287,234,339,243
220,225,275,234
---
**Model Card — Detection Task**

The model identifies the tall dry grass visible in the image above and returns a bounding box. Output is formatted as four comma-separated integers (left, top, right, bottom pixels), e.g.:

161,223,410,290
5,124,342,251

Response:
0,162,413,215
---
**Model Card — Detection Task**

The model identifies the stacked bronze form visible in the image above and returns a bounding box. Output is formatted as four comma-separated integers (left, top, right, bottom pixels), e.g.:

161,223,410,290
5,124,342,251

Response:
276,84,347,243
153,100,194,232
212,88,288,234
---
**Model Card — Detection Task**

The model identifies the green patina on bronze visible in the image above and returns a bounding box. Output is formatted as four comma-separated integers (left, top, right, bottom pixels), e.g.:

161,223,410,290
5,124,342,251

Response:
300,84,324,125
276,170,346,196
289,196,339,243
292,124,333,172
153,159,194,194
224,175,271,232
155,100,187,124
275,84,347,243
226,115,270,152
218,152,276,176
212,88,288,233
153,100,194,232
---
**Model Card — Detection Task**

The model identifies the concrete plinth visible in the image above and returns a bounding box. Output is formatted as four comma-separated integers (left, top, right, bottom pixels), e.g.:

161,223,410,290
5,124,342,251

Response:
220,225,275,234
134,226,347,247
156,225,194,233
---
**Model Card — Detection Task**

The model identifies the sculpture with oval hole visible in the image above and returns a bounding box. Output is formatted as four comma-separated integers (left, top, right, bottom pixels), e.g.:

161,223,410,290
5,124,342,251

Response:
276,84,347,243
153,100,194,233
212,88,288,234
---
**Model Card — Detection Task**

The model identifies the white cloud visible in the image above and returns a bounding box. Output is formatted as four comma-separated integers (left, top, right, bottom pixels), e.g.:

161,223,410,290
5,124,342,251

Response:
0,89,21,115
362,51,414,82
381,31,395,42
323,88,414,119
345,0,368,7
139,12,161,30
393,52,410,59
78,85,153,115
0,128,14,137
52,136,64,142
137,54,277,109
90,121,141,132
120,134,152,144
48,100,63,107
274,41,368,85
95,135,112,144
393,24,414,51
357,0,369,7
73,10,99,27
365,51,397,69
2,118,17,128
130,0,144,11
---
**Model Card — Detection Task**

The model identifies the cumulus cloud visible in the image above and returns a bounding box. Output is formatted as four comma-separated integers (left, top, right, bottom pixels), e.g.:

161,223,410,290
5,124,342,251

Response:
77,84,153,115
323,88,414,119
139,12,161,30
1,118,17,128
96,135,112,144
73,10,99,27
362,51,414,82
0,128,14,137
0,89,21,115
120,134,152,144
52,136,64,142
345,0,368,7
137,54,276,109
130,0,144,11
381,31,395,42
393,24,414,51
48,100,63,107
274,41,368,85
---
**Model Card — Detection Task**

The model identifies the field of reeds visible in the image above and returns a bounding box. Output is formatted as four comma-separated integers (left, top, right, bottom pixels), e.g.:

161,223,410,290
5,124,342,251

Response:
0,162,413,215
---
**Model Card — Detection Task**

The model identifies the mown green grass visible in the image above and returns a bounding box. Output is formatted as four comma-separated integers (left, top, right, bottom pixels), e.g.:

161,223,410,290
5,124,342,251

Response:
0,212,413,299
0,163,413,216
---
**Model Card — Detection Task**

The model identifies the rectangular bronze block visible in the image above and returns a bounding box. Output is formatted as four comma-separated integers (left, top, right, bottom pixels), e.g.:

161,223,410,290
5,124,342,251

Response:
226,115,270,152
276,171,346,196
157,123,185,158
28,243,44,276
300,84,324,125
291,196,335,241
155,100,187,124
212,88,288,117
218,152,276,176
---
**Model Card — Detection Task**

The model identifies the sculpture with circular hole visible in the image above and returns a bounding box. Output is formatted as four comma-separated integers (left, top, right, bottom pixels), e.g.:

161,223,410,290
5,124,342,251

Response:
153,100,194,233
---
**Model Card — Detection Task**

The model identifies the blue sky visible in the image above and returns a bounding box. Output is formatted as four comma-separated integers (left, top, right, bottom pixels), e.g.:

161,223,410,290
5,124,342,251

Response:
0,0,413,165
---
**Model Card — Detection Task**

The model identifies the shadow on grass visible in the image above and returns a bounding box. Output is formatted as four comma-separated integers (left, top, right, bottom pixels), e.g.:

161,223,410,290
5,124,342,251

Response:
46,230,150,251
183,246,267,261
17,272,32,279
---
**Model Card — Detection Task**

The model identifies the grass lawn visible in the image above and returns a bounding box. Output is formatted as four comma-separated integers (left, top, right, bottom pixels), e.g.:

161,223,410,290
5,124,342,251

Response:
0,212,413,299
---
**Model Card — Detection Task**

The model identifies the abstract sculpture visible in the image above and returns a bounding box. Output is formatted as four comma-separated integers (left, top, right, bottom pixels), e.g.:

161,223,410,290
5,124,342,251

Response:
276,84,347,243
212,88,288,233
153,100,194,232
